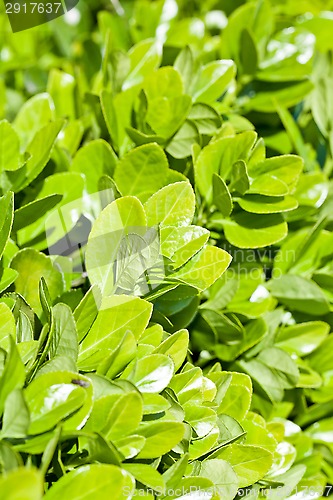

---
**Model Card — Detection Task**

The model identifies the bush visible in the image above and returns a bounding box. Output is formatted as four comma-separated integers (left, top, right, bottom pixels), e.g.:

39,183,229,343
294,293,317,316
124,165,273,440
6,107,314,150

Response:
0,0,333,498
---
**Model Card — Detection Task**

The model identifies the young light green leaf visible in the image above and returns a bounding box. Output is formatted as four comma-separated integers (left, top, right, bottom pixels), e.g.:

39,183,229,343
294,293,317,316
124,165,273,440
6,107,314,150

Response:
237,194,298,214
161,225,210,270
213,173,233,216
2,389,30,438
223,212,288,248
70,139,117,194
144,181,195,228
153,329,189,371
104,392,143,440
123,463,165,493
229,160,250,195
10,249,64,317
136,421,185,459
276,321,329,357
0,468,43,500
78,296,152,370
195,132,257,204
200,459,239,500
217,444,273,487
0,120,20,172
0,191,14,260
123,40,162,89
24,371,92,434
85,196,148,296
126,354,174,393
50,303,78,362
13,194,62,232
114,143,169,201
23,120,64,188
0,338,26,415
0,302,15,350
191,60,236,103
172,246,232,292
267,275,330,316
44,464,135,500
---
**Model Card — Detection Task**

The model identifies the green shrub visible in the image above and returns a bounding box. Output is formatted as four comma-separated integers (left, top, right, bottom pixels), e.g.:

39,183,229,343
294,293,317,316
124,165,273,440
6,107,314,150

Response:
0,0,333,498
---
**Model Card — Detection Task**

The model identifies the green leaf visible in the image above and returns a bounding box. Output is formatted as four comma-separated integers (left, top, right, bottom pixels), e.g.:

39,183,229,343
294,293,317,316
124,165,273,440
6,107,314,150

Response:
123,463,165,493
161,225,210,270
47,69,76,119
188,103,222,135
23,120,64,188
97,331,137,379
114,144,169,201
189,426,220,460
170,367,214,405
191,60,236,103
74,286,101,343
142,393,170,415
153,329,189,371
103,392,143,440
248,155,303,194
229,160,250,195
276,321,329,357
275,103,310,163
70,139,117,194
240,29,258,75
267,440,296,478
174,46,193,93
44,464,135,500
147,95,192,139
13,93,55,149
217,444,273,487
200,459,239,500
17,172,85,249
50,303,78,362
85,196,149,297
267,275,330,316
172,246,232,292
136,421,185,459
114,434,146,460
24,371,92,434
237,195,298,214
257,347,299,389
0,303,15,350
0,268,18,294
307,418,333,445
10,249,64,317
0,120,20,172
0,191,14,260
308,335,333,374
144,181,195,228
0,468,43,500
222,212,288,249
184,403,216,438
123,40,162,89
213,173,233,216
144,67,184,100
163,453,189,491
166,120,201,159
78,296,152,370
195,132,257,204
13,194,62,232
0,338,26,415
1,389,30,438
126,354,174,393
212,372,252,420
249,175,289,197
243,80,313,112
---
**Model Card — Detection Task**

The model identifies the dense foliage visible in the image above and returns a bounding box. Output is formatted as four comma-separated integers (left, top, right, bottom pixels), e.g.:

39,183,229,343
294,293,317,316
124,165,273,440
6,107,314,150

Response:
1,0,333,498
